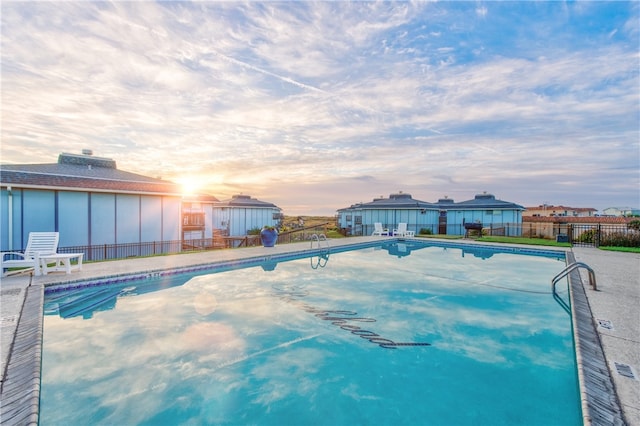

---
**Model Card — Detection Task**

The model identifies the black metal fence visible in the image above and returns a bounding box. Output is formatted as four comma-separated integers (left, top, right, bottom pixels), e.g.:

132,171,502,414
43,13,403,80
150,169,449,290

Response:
51,224,334,262
569,223,640,248
5,223,636,263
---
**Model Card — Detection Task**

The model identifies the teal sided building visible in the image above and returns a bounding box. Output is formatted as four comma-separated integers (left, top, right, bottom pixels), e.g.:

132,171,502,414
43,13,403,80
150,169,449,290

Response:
337,192,524,236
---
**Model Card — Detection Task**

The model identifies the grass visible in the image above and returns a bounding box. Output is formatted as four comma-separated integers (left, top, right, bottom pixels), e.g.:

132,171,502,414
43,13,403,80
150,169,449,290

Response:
416,234,463,240
475,236,571,247
599,246,640,253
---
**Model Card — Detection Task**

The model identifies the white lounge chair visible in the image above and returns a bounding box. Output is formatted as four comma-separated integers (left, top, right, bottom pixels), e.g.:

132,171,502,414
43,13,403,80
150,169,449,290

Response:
372,223,389,236
1,232,59,276
392,223,415,238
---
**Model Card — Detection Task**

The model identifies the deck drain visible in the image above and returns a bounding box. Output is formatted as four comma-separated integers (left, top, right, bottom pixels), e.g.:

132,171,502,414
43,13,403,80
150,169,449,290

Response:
0,315,18,327
0,288,22,297
614,362,637,380
597,319,613,330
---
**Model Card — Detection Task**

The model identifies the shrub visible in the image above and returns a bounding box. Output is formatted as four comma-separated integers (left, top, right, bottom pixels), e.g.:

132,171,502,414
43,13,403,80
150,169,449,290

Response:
419,228,433,235
600,232,640,248
577,229,597,244
628,220,640,231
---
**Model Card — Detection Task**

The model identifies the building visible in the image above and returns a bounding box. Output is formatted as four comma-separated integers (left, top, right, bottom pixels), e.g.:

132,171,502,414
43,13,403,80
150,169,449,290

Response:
211,194,283,244
182,194,221,248
1,152,185,259
336,192,439,236
443,193,525,236
602,207,640,217
337,192,524,236
524,205,597,217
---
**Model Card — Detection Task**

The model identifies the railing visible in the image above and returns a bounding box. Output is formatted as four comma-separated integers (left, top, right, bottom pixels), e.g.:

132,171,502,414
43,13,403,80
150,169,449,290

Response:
552,262,597,293
3,224,334,263
342,222,639,247
310,233,330,250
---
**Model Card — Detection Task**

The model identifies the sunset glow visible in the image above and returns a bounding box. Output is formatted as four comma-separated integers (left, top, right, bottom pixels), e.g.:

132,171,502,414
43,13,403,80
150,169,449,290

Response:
1,2,638,215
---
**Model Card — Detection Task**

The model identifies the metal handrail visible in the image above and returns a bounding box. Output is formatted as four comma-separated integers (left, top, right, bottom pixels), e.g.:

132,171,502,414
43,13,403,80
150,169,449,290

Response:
552,262,597,292
310,234,330,250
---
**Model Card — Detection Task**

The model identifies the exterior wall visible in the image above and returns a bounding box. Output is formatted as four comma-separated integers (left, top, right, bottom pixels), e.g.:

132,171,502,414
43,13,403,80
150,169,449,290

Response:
211,206,280,236
0,187,182,253
338,204,523,236
444,209,523,236
90,193,117,246
525,206,596,217
338,208,439,236
58,191,90,247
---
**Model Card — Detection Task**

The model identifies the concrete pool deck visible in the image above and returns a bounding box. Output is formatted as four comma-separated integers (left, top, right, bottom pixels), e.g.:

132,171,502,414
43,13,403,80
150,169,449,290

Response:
1,237,638,425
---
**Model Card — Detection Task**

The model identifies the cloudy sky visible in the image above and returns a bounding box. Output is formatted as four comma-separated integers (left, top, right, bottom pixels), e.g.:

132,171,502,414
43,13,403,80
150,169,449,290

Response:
1,1,638,215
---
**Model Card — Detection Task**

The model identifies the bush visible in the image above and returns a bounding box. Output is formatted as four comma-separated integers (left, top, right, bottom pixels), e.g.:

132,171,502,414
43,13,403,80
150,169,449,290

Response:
247,227,261,235
600,232,640,248
419,228,433,235
577,229,597,244
628,220,640,231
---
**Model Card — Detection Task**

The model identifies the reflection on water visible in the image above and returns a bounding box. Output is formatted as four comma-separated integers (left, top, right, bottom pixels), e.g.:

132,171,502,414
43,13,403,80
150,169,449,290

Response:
41,243,580,425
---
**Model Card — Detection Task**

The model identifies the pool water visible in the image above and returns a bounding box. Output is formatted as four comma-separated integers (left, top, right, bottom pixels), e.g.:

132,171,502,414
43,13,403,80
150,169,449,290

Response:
40,242,581,425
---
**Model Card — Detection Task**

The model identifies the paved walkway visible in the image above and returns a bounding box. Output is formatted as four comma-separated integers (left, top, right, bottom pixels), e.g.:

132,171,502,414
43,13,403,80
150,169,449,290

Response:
1,238,638,425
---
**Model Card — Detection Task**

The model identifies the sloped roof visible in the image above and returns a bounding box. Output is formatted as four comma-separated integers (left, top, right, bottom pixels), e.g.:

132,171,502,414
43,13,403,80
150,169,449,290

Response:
214,194,280,209
524,205,598,212
454,193,524,210
0,153,184,195
348,193,437,210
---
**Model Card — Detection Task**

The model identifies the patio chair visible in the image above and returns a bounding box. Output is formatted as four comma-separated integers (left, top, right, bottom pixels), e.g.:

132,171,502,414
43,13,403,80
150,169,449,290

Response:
372,223,389,236
392,223,414,238
1,232,59,276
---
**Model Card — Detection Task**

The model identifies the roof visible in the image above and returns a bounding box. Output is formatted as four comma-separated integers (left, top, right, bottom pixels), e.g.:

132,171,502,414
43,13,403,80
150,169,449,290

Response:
345,193,437,210
454,193,524,210
524,205,598,212
523,216,636,224
0,153,184,196
214,194,281,210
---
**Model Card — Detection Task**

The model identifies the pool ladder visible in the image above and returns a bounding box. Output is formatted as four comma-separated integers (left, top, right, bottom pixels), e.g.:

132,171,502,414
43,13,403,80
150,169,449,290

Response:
310,233,330,250
551,262,597,293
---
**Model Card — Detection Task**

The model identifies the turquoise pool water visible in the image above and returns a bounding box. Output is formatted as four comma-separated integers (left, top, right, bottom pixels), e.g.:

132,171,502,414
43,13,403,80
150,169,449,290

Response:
40,242,581,425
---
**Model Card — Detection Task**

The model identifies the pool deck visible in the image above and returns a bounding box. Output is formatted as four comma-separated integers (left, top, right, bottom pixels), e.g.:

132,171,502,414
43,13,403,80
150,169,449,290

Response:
1,237,638,425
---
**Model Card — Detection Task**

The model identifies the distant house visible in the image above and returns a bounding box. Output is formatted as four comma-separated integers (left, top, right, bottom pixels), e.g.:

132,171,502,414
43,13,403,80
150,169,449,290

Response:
337,192,524,236
602,207,640,217
524,205,597,217
211,194,283,239
0,152,186,258
337,192,439,236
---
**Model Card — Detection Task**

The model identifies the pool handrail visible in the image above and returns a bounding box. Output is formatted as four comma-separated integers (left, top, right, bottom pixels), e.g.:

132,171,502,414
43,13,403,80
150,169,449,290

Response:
552,261,597,292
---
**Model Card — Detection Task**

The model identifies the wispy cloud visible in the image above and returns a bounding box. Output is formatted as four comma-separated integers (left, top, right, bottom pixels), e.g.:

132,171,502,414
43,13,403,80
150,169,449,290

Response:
2,1,638,214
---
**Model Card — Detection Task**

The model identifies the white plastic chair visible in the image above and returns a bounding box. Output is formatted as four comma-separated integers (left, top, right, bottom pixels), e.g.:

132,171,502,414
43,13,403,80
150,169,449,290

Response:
372,223,389,236
1,232,59,276
393,223,414,237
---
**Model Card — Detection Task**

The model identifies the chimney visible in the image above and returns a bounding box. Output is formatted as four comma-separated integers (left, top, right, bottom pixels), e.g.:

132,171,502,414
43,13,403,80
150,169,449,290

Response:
82,149,93,156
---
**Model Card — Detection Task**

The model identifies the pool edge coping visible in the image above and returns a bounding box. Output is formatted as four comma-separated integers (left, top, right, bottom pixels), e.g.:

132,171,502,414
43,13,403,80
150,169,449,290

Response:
567,251,626,425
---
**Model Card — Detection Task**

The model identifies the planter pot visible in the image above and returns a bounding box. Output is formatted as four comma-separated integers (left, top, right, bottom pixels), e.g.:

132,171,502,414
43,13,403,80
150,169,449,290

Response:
260,229,278,247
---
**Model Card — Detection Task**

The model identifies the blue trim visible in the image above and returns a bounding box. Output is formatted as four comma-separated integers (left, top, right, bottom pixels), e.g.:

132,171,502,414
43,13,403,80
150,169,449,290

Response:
44,240,566,294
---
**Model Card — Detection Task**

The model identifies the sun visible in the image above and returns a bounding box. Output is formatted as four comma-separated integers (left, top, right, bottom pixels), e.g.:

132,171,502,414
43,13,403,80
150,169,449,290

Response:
176,177,203,196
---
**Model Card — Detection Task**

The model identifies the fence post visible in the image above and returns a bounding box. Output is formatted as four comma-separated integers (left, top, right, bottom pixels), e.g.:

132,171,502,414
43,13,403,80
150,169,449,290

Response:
596,223,601,247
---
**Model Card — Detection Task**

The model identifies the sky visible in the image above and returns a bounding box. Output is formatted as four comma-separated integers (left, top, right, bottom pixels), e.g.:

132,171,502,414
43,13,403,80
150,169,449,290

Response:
1,1,639,216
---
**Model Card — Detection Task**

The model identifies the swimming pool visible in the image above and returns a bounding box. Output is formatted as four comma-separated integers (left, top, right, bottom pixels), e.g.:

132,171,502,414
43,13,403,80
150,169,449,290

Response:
40,241,581,425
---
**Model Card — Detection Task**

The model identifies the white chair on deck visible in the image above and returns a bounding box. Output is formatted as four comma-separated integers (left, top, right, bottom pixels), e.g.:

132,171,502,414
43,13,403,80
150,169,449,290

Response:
372,223,389,236
393,223,415,238
1,232,59,276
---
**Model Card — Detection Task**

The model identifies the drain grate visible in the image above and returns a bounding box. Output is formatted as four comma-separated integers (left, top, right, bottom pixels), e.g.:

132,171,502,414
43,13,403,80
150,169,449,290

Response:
614,362,637,380
0,315,18,327
597,319,613,330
